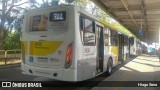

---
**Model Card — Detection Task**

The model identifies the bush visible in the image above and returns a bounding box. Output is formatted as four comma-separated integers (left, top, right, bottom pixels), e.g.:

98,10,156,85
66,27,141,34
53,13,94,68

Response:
3,30,21,50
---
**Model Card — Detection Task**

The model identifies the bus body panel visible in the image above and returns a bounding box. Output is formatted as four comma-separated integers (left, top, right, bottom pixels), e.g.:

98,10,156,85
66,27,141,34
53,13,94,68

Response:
21,5,132,81
130,37,141,56
22,6,78,81
22,6,75,68
124,46,129,61
109,46,119,67
103,46,111,71
77,8,97,80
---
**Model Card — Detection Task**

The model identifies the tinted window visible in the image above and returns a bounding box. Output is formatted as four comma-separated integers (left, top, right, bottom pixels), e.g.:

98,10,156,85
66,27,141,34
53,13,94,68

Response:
111,30,117,37
84,19,93,32
111,37,118,46
104,28,109,46
124,36,128,46
129,37,134,45
83,32,95,45
80,16,95,45
110,30,118,46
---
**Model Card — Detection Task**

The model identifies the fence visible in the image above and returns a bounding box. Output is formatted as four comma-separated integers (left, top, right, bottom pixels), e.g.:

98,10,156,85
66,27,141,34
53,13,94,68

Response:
0,49,21,65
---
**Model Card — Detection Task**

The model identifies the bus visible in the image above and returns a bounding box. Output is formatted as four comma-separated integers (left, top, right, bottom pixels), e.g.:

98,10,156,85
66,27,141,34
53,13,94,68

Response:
21,5,134,81
129,37,142,56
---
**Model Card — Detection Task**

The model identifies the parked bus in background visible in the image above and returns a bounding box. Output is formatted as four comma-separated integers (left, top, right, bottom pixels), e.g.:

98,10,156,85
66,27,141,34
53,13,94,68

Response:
141,42,148,54
129,37,142,57
21,5,135,81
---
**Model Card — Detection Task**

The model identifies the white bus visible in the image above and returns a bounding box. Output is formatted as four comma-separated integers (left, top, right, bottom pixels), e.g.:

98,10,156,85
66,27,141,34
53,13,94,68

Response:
129,37,142,56
21,5,133,81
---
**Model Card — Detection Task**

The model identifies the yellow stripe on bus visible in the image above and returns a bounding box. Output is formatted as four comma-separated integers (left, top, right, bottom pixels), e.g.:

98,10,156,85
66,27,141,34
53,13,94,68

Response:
110,46,118,55
30,41,63,56
109,46,119,64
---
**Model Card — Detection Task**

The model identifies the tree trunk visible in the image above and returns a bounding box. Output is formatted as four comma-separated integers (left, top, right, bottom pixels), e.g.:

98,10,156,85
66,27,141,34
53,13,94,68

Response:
0,0,7,49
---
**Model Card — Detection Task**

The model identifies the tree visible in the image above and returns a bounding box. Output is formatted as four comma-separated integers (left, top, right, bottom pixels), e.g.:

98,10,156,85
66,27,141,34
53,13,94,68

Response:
3,30,21,50
65,0,74,4
0,0,28,49
27,0,60,8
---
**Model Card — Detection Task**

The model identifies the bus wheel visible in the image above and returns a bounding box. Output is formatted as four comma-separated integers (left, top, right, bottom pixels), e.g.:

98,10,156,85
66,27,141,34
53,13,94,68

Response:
106,58,113,75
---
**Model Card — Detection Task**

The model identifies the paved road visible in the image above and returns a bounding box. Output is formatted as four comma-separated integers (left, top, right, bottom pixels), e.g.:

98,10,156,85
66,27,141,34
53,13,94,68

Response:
0,63,126,90
0,64,111,90
0,55,160,90
0,58,133,90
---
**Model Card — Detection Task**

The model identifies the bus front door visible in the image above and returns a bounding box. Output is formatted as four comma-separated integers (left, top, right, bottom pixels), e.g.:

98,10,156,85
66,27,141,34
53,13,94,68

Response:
96,26,104,74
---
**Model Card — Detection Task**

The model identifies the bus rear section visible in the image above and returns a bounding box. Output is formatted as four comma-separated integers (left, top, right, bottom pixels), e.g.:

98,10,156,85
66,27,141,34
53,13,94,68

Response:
129,37,141,56
21,6,78,81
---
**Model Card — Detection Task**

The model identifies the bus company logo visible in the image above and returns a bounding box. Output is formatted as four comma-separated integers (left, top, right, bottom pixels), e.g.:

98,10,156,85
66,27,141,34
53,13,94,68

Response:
2,82,11,87
83,48,90,53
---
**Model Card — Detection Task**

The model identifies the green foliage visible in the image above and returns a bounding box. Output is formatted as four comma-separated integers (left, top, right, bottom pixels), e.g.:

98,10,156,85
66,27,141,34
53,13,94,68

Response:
0,0,113,50
0,0,27,49
65,0,74,3
2,6,23,50
3,30,21,50
50,0,59,6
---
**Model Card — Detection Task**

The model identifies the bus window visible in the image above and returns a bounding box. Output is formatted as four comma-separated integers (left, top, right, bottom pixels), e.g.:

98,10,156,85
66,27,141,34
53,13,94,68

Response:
84,18,93,32
110,30,118,46
83,32,95,45
129,37,134,46
111,38,118,46
124,36,128,46
111,30,117,37
80,16,95,45
80,17,84,30
104,28,109,46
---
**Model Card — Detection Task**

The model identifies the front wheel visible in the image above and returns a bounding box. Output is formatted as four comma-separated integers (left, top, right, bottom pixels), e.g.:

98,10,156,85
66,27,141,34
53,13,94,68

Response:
106,58,113,75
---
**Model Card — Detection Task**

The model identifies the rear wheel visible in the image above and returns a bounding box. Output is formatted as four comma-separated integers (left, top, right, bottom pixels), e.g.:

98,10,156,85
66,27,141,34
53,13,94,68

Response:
106,58,113,75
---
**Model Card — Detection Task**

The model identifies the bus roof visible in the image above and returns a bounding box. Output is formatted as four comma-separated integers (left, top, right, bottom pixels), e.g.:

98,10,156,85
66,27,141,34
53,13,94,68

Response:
25,5,136,38
77,5,135,37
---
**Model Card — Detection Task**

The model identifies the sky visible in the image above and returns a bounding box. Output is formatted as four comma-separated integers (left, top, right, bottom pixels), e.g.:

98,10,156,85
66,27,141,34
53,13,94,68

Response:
36,0,65,4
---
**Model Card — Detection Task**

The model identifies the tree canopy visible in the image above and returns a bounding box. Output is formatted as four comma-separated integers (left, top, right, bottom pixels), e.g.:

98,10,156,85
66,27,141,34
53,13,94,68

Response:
0,0,114,50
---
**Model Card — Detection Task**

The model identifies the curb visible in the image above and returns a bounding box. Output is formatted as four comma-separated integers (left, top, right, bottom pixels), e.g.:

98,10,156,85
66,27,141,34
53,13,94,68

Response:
0,63,21,69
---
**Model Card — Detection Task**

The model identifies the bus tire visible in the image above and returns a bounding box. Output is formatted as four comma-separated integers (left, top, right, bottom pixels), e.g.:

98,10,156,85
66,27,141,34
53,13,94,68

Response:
106,58,113,75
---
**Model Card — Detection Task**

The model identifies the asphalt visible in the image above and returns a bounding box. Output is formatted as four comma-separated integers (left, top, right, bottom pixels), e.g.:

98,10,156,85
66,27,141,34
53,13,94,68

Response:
0,54,159,90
